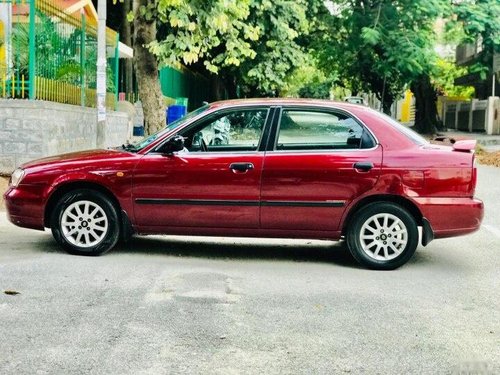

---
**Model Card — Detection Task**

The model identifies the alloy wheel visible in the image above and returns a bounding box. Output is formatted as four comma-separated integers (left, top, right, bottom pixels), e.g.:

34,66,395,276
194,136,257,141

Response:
60,200,109,248
359,213,408,261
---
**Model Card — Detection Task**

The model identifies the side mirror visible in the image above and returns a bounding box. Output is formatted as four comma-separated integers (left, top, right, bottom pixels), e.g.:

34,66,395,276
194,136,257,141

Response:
159,135,185,154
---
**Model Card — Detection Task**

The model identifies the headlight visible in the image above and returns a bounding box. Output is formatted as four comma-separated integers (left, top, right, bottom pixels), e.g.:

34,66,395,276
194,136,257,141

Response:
10,168,25,187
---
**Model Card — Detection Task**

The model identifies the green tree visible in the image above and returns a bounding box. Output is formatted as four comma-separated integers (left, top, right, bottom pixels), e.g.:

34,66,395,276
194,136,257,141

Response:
132,0,165,135
131,0,259,134
432,58,474,98
451,0,500,85
281,63,330,97
129,0,324,134
151,0,322,98
314,0,446,133
227,0,323,97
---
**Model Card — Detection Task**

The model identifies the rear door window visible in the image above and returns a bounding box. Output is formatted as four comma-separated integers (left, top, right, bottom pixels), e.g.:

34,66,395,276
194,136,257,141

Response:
275,109,374,151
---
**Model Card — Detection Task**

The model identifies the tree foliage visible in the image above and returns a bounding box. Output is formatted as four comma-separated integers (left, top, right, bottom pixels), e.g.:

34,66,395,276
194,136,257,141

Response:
432,58,474,98
143,0,322,96
297,80,333,99
314,0,446,115
232,0,322,96
149,0,257,73
125,0,496,135
281,62,333,97
450,0,500,79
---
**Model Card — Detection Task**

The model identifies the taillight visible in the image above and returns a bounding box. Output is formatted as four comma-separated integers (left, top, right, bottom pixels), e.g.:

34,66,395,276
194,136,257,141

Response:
471,157,477,196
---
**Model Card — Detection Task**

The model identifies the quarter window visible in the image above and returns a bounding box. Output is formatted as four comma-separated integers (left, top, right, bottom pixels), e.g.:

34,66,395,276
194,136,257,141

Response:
276,110,373,150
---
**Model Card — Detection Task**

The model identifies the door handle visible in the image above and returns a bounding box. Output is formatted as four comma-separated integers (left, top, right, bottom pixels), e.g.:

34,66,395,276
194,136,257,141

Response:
229,162,254,172
353,162,374,172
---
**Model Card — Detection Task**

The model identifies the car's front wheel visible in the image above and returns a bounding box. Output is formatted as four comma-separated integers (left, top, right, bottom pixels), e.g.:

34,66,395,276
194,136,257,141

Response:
51,189,120,256
346,202,418,270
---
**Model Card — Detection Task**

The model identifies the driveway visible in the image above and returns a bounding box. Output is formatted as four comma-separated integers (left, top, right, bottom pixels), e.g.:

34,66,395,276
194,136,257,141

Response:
0,166,499,374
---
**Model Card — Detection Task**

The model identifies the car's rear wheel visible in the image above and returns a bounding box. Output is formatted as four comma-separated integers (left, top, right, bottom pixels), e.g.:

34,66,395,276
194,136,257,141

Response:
51,189,120,256
346,202,418,270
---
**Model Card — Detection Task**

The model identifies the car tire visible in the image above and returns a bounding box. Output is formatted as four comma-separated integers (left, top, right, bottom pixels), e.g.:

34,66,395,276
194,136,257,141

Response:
51,189,120,256
346,202,418,270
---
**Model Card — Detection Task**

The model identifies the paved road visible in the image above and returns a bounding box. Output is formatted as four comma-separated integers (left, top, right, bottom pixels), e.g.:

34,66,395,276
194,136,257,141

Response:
0,166,499,374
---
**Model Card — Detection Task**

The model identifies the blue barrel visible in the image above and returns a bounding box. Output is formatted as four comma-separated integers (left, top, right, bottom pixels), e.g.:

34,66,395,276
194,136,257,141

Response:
133,125,144,136
167,105,187,124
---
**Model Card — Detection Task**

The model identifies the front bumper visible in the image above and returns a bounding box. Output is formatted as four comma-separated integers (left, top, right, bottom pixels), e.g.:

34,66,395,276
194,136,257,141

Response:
413,197,484,239
4,186,46,231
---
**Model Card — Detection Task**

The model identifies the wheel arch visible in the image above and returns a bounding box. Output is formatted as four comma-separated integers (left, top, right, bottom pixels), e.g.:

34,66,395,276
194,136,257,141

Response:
44,181,122,228
341,194,424,236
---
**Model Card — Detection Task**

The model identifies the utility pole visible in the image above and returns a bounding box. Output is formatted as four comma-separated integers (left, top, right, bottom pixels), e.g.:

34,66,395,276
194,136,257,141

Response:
96,0,107,148
492,53,498,97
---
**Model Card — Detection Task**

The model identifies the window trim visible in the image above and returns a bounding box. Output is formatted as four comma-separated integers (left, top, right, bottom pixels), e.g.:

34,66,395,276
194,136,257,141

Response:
266,106,378,153
150,106,273,155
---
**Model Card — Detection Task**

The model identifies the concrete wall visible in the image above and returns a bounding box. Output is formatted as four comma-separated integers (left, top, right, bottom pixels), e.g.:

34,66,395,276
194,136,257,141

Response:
0,100,132,174
443,97,499,135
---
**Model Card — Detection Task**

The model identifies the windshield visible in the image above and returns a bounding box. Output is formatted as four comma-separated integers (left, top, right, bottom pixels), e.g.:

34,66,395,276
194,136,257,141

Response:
129,105,210,151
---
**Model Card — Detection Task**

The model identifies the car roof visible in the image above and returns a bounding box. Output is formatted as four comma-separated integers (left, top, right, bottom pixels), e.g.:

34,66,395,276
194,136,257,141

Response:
207,98,372,114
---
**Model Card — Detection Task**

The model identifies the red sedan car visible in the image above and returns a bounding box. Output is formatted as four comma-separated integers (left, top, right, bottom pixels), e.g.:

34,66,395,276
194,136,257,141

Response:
4,99,483,269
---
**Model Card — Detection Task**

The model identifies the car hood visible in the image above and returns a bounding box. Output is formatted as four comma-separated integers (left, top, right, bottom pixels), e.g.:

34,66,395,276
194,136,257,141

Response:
21,149,135,170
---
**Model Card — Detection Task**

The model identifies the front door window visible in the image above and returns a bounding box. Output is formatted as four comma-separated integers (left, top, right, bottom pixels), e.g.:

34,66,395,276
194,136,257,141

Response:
182,109,268,152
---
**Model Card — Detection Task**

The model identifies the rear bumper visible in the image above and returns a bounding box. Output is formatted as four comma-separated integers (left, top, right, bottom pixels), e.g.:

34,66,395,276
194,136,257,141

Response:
413,197,484,239
4,186,45,231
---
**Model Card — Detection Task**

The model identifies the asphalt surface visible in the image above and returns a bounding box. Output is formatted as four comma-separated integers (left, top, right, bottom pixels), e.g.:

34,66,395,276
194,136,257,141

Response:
0,165,499,374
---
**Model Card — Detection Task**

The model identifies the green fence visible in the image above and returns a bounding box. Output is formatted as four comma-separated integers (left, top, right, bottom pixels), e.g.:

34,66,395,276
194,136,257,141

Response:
0,0,118,109
159,66,210,110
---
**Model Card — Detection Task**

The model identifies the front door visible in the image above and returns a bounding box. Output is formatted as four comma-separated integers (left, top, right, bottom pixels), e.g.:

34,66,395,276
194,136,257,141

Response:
260,107,382,232
132,107,270,229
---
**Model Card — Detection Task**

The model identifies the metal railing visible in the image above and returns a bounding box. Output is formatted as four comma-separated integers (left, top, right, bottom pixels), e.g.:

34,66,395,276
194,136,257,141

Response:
0,0,119,109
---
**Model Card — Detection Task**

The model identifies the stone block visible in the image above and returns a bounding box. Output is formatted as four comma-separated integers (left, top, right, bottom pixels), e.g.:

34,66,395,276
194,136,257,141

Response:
0,107,13,118
0,156,16,174
27,143,43,156
0,130,13,142
5,118,21,130
18,129,43,143
22,119,41,130
4,142,26,154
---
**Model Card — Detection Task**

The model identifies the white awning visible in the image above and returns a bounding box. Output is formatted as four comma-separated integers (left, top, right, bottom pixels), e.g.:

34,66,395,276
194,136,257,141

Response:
107,42,134,59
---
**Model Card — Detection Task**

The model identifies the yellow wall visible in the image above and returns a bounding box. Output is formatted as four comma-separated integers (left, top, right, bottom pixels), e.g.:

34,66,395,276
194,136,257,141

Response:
400,90,413,123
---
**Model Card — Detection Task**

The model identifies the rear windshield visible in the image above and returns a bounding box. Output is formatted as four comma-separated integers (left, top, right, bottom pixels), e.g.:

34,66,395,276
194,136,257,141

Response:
378,113,428,145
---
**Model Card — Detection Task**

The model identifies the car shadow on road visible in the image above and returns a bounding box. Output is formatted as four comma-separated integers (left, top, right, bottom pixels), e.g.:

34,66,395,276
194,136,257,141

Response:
32,233,434,270
112,235,363,268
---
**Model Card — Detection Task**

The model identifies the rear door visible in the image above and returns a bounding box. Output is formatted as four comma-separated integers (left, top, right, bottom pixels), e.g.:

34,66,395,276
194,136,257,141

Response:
260,106,382,232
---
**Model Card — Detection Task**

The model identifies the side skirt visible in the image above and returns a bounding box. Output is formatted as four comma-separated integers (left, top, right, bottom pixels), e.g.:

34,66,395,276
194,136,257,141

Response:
133,225,342,241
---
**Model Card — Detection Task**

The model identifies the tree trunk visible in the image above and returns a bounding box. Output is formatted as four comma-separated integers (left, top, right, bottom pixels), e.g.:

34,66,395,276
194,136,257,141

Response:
411,74,439,135
121,0,134,96
381,99,393,115
224,75,238,99
380,83,394,116
210,75,226,101
133,0,164,135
